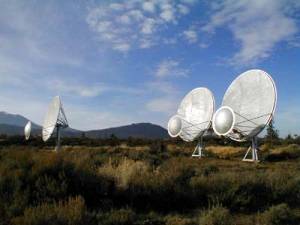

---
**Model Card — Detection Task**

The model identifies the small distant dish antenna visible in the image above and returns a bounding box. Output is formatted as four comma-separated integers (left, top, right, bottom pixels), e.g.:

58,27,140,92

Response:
42,96,68,151
168,87,215,157
168,115,182,138
24,121,31,140
212,69,277,162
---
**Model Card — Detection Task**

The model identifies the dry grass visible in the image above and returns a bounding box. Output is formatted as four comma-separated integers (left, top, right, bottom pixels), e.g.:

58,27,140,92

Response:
0,144,300,225
270,144,300,154
98,158,150,189
206,145,246,158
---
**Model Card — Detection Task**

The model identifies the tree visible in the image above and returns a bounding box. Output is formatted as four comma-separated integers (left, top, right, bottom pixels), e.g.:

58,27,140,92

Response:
264,119,280,147
108,134,120,146
284,134,294,145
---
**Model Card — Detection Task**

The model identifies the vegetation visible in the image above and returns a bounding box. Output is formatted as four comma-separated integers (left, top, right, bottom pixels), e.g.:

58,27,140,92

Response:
0,135,299,225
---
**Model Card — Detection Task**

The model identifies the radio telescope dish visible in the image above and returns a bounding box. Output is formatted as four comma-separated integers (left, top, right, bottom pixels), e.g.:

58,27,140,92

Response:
168,87,215,157
212,69,277,161
168,115,182,137
42,96,68,151
178,88,215,142
24,121,31,140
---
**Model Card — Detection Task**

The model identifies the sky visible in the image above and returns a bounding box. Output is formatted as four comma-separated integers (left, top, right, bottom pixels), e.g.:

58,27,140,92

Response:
0,0,300,136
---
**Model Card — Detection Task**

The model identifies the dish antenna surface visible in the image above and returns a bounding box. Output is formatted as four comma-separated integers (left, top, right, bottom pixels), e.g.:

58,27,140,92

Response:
42,96,68,151
24,121,31,140
212,69,277,162
168,87,215,157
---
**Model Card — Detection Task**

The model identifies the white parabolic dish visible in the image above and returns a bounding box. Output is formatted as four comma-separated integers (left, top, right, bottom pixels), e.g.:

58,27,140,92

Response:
24,121,31,140
42,96,68,142
220,69,277,142
177,87,215,142
168,115,182,138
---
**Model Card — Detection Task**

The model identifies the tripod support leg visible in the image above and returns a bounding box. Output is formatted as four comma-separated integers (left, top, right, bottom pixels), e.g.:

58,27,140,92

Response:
243,137,259,162
192,136,204,158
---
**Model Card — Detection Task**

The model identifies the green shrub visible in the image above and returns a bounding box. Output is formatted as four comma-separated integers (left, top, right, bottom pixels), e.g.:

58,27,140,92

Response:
12,196,87,225
165,215,195,225
202,165,219,177
96,208,136,225
136,211,164,225
264,144,300,161
199,206,232,225
0,146,300,224
259,203,298,225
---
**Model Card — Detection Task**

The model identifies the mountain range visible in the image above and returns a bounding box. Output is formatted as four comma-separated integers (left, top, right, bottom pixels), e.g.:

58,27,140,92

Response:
0,111,168,139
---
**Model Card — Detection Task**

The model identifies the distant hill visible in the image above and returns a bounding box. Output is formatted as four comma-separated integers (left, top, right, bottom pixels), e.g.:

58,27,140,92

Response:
0,112,168,139
0,111,40,129
0,124,31,136
85,123,168,139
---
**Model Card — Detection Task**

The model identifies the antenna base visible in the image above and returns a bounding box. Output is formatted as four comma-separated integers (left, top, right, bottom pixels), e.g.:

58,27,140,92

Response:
243,137,259,162
55,126,62,152
192,137,204,158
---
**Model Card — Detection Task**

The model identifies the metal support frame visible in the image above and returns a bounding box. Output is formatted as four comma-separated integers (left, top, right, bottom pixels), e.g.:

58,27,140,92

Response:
55,126,61,152
192,135,204,158
243,137,259,162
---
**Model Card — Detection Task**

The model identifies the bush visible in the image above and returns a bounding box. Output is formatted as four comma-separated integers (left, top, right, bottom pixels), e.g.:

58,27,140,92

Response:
96,208,136,225
199,206,232,225
264,144,300,161
136,211,165,225
0,146,300,224
98,159,150,189
165,215,195,225
202,165,219,177
259,204,299,225
12,196,87,225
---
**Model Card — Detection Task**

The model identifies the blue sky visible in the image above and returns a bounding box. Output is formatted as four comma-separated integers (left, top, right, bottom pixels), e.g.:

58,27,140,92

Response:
0,0,300,136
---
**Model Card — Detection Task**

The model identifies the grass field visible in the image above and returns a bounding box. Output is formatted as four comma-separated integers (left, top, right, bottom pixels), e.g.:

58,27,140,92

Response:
0,143,299,225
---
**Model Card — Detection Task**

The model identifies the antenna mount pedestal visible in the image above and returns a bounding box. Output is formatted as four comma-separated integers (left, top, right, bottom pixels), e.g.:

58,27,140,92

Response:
192,136,204,158
243,137,259,162
55,126,61,152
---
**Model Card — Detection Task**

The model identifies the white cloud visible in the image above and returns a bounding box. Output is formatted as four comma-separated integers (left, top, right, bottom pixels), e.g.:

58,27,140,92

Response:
0,1,83,68
145,81,181,115
163,37,177,45
203,0,299,65
50,80,104,97
109,3,125,11
49,79,142,98
66,106,134,130
113,42,131,52
183,28,198,43
145,61,188,115
140,38,154,49
160,3,175,22
146,97,178,114
141,18,156,34
181,0,197,4
177,4,190,15
155,59,189,78
86,0,197,52
118,14,131,24
142,1,155,13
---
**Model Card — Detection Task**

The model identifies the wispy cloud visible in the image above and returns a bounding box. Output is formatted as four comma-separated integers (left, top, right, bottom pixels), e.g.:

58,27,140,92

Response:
155,59,189,78
65,105,135,130
86,0,197,52
145,61,188,115
183,27,198,43
145,81,180,115
146,97,178,114
203,0,299,65
0,1,83,67
49,79,142,98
